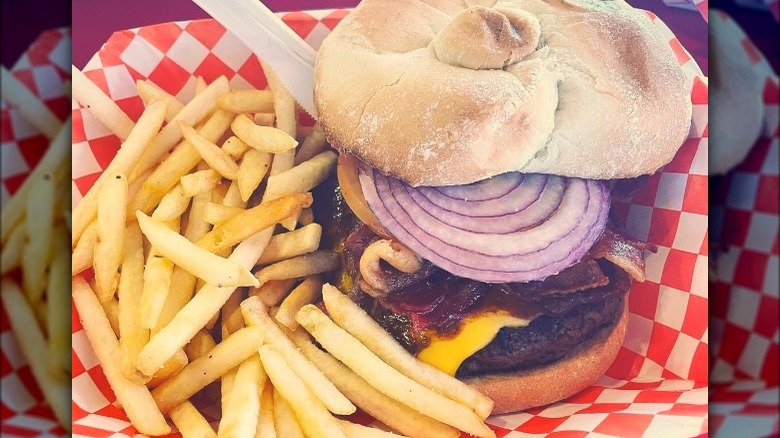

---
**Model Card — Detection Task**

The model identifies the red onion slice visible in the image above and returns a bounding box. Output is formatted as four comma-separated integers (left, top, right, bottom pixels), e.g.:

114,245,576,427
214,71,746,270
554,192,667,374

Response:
417,174,546,217
406,177,565,233
359,168,610,283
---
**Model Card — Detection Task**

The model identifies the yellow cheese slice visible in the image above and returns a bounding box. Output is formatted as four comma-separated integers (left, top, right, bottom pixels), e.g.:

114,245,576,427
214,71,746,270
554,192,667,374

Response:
417,313,532,376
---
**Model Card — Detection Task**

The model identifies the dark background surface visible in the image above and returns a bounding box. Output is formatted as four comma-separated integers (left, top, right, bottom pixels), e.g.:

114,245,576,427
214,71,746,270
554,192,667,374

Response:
72,0,711,71
714,1,779,72
1,0,71,67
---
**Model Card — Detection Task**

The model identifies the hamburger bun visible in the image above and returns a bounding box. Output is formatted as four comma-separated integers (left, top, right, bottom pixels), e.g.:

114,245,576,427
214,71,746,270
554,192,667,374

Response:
709,10,765,175
465,298,628,414
314,0,692,186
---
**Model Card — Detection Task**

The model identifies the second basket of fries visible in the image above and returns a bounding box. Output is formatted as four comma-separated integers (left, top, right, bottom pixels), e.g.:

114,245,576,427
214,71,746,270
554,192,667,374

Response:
70,5,710,438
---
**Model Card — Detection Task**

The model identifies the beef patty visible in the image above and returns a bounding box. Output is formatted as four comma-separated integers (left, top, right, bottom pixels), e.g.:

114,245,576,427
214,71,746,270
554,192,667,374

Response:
312,176,635,377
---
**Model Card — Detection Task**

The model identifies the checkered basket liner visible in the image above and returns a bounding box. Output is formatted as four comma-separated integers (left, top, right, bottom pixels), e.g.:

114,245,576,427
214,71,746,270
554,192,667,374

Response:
0,28,72,437
70,9,709,438
708,10,780,438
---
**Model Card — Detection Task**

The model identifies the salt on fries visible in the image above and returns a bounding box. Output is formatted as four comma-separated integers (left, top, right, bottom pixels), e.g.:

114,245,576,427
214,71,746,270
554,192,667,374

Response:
67,72,497,438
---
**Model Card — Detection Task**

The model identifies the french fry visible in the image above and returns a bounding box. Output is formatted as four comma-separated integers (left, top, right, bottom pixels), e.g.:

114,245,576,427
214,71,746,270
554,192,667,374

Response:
185,329,217,361
195,76,208,94
94,173,129,302
220,291,244,404
248,279,297,308
264,151,337,201
102,295,121,336
132,76,230,178
181,169,222,198
231,114,297,154
140,252,175,330
257,223,322,265
32,299,48,335
146,349,189,388
72,99,167,245
222,180,245,209
212,181,231,204
285,327,458,438
222,135,249,159
1,66,62,138
48,226,72,379
298,207,314,226
241,296,355,415
254,251,340,286
294,124,328,165
137,227,275,376
151,326,265,412
72,221,98,275
262,63,296,138
321,285,494,419
260,345,347,438
275,276,323,329
63,208,72,232
257,383,276,438
180,123,239,180
222,292,245,336
1,221,24,274
237,149,272,202
22,174,55,301
170,401,217,438
1,280,71,430
204,203,244,225
118,221,150,383
140,215,181,332
186,191,213,242
136,80,185,122
133,109,234,214
136,211,258,288
71,65,135,140
273,389,304,438
218,354,266,438
217,89,274,113
297,304,495,438
253,112,275,127
152,183,191,222
152,191,212,334
72,277,170,435
339,420,408,438
195,193,312,254
2,118,70,244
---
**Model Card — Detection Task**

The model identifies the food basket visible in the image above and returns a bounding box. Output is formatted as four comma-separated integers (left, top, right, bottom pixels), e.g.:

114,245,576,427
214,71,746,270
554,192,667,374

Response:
66,9,714,437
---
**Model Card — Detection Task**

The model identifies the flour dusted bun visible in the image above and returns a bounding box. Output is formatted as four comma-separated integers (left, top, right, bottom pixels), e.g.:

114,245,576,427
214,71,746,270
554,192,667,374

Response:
465,299,628,414
314,0,692,186
709,11,765,175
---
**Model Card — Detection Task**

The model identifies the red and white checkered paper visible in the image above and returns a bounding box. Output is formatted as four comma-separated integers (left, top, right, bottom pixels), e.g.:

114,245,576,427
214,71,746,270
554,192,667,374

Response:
70,10,709,438
708,10,780,438
0,28,71,438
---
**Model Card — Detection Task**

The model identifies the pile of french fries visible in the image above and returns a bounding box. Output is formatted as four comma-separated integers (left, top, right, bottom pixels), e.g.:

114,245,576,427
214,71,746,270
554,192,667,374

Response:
69,64,497,438
0,66,71,431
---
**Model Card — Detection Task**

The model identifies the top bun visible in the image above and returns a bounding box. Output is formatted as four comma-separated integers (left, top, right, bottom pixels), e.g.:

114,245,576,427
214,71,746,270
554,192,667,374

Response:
314,0,692,187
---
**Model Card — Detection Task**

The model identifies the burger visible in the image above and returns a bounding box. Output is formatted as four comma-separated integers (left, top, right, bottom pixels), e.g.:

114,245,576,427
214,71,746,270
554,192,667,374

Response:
311,0,691,414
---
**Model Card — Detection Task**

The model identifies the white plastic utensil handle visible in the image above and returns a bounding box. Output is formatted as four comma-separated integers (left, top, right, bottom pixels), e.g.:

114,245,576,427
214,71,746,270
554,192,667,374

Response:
192,0,317,117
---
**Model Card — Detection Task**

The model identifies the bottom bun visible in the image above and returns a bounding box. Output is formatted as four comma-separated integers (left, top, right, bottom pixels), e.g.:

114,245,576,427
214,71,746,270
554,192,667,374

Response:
464,299,629,415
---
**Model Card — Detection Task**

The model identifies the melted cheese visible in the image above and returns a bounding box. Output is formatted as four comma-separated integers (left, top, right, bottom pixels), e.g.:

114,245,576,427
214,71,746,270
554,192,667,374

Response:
417,313,532,376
